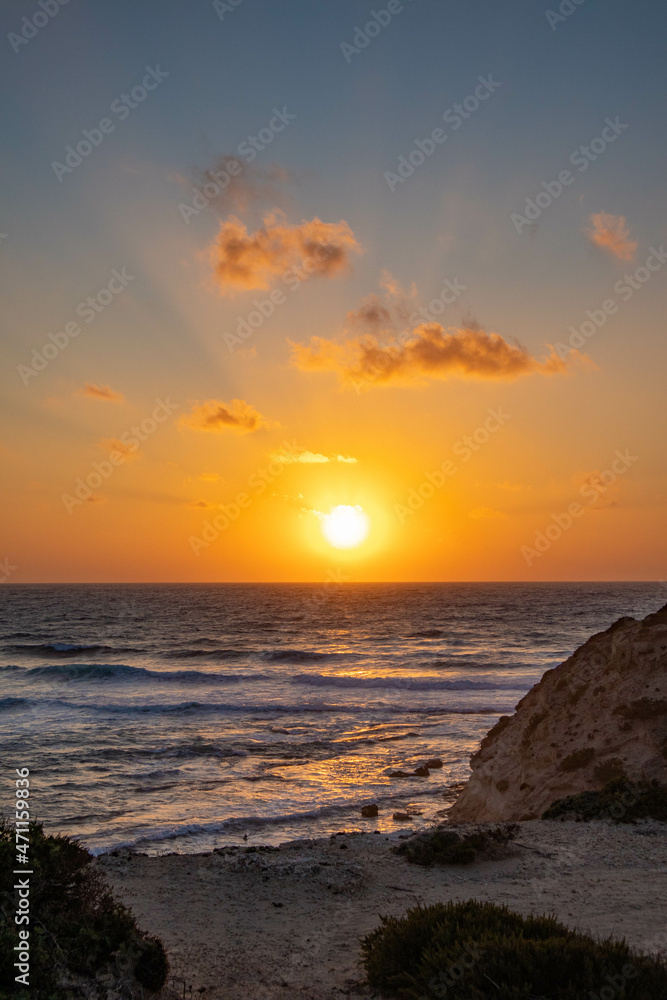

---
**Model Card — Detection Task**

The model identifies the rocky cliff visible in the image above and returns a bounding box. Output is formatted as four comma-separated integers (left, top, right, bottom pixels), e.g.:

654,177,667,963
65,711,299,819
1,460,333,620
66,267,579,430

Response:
448,603,667,822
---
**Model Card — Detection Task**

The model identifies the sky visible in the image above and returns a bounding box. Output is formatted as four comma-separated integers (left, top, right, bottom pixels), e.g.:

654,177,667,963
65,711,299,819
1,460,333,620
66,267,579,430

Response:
1,0,666,583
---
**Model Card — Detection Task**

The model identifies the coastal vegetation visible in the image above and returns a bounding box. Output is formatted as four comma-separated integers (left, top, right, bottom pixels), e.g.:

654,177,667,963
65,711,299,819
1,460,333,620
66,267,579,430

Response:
362,899,667,999
0,821,168,999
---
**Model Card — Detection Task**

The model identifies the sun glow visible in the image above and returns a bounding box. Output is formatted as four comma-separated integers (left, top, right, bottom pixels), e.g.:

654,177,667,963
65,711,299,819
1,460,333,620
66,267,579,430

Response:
321,505,370,549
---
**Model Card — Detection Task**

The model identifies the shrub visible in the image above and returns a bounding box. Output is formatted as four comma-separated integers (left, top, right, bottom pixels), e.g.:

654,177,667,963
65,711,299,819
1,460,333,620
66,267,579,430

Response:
543,778,667,823
361,900,667,999
394,824,518,866
613,698,667,720
593,757,626,784
521,710,549,748
559,746,595,772
0,820,168,998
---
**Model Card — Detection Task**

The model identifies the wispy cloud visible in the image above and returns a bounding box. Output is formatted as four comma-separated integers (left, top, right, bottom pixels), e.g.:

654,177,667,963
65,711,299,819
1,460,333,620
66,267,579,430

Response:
187,158,293,217
270,449,358,464
79,383,124,403
468,506,507,520
209,211,362,295
585,212,637,260
99,438,141,459
181,398,269,433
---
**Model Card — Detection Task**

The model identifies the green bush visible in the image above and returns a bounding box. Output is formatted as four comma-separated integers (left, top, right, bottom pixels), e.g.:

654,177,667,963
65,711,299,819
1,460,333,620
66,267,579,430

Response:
361,900,667,999
0,820,168,998
543,778,667,822
394,824,518,866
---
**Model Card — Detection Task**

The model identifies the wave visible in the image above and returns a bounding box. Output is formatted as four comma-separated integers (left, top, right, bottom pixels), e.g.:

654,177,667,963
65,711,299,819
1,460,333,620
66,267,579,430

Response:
90,784,464,854
258,649,335,663
7,642,139,656
161,648,248,661
87,744,248,762
423,658,541,671
408,629,445,639
39,698,508,717
291,673,528,691
0,696,29,711
22,663,267,684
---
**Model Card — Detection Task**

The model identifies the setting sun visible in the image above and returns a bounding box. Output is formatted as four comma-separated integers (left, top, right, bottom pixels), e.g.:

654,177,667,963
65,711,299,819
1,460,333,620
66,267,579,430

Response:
321,505,370,549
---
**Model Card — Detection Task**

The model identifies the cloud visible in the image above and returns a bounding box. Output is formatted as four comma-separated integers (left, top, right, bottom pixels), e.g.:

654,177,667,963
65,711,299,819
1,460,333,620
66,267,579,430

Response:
270,449,358,464
80,383,124,403
198,472,220,482
468,507,507,520
189,158,293,217
573,469,624,509
187,499,217,509
345,271,418,334
86,495,106,505
209,211,362,295
99,438,141,459
181,398,269,433
291,323,583,389
585,212,637,260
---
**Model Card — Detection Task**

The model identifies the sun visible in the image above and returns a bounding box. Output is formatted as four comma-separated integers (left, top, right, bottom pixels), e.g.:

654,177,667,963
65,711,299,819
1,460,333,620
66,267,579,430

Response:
321,505,370,549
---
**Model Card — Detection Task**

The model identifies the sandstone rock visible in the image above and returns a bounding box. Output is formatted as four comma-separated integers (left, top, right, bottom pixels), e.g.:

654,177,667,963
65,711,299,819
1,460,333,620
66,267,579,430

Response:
413,766,430,777
392,812,412,821
423,758,444,769
361,804,378,817
448,603,667,822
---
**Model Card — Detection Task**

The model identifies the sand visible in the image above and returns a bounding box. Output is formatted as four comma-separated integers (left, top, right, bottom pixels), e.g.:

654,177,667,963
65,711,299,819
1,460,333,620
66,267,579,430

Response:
98,819,667,1000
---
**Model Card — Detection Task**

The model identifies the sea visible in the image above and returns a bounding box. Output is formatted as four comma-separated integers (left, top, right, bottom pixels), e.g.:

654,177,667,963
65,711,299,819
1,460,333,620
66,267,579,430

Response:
0,582,662,856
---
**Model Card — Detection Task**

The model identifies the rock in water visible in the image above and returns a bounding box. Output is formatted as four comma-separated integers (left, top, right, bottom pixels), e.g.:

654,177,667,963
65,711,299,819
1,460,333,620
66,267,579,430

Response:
361,804,379,817
448,604,667,822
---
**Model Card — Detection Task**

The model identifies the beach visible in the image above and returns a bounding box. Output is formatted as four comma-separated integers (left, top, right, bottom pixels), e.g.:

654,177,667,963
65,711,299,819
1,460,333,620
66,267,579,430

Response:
99,818,667,1000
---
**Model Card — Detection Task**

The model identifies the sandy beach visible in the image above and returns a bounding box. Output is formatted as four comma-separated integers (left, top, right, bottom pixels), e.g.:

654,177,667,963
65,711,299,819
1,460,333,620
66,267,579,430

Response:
99,818,667,1000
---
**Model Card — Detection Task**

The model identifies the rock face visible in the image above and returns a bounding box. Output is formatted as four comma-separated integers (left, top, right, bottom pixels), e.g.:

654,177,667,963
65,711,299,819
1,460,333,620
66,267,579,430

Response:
448,603,667,822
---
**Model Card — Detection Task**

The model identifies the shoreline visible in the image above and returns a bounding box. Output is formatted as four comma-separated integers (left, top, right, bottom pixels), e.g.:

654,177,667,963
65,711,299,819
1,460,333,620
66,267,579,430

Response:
99,817,667,1000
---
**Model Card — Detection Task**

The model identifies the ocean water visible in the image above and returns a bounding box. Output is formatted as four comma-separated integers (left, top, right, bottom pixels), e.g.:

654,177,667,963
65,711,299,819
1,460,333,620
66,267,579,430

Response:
0,582,661,855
